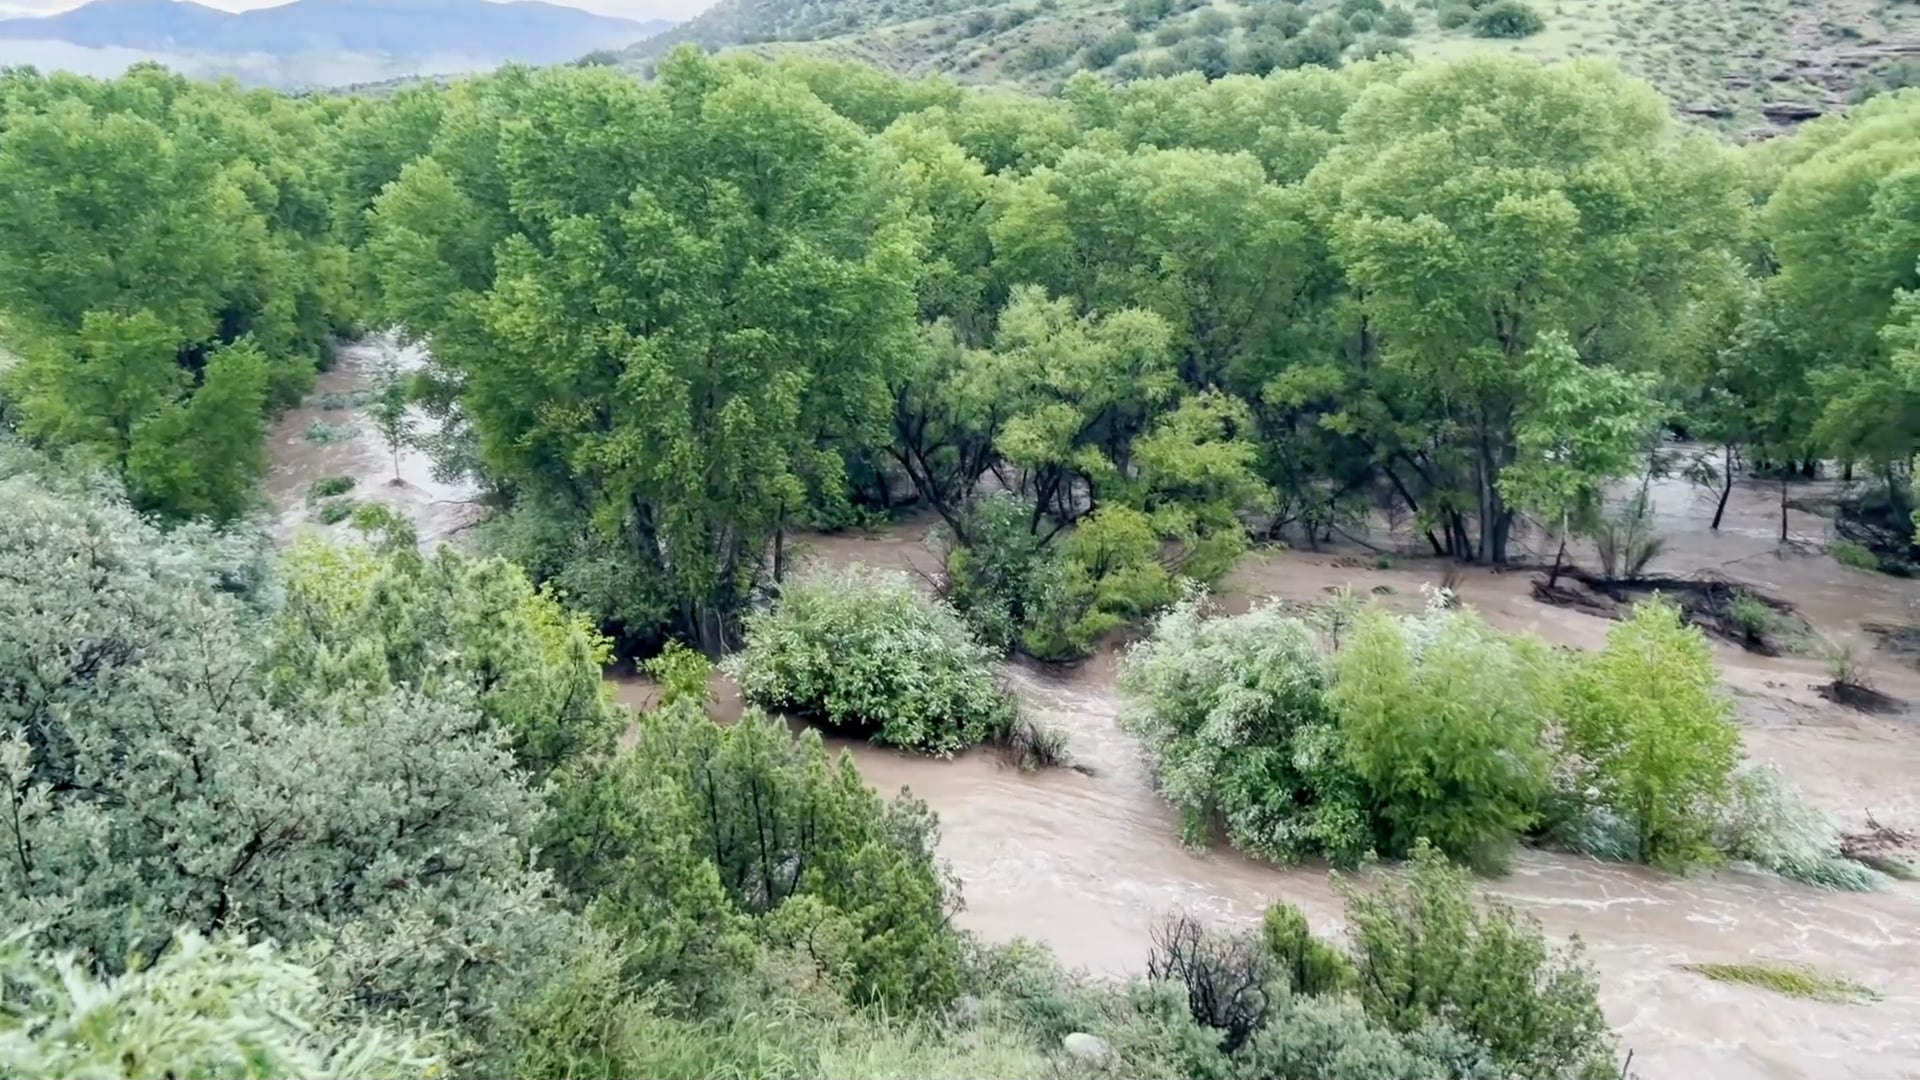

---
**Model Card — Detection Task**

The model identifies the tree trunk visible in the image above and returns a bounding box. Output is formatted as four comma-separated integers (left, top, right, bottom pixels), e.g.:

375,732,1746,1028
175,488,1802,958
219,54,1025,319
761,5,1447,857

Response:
1779,473,1789,544
1486,508,1513,565
772,518,787,587
1710,444,1734,531
1547,512,1569,588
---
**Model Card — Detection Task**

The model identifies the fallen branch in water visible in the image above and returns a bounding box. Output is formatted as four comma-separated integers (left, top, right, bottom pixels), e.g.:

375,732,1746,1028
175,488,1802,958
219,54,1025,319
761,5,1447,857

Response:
1840,812,1917,879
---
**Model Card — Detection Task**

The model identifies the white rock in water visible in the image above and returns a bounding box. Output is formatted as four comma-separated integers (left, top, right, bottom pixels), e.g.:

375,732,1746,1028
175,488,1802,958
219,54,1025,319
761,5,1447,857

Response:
1062,1032,1110,1062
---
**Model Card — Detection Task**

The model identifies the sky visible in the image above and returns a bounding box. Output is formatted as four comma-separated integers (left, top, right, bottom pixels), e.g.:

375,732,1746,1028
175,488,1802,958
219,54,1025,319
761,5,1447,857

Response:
0,0,712,21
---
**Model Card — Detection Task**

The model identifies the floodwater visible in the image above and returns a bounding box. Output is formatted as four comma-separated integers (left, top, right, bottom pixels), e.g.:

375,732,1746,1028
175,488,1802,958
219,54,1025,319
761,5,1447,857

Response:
264,333,484,547
273,348,1920,1080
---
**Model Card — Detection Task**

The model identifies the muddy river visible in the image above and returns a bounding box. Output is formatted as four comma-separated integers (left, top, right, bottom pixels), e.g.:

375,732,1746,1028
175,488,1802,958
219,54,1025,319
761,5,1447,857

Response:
272,338,1920,1080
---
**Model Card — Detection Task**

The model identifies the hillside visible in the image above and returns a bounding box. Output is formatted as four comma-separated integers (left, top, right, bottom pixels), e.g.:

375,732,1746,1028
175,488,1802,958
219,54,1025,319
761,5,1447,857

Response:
0,0,673,79
621,0,1918,130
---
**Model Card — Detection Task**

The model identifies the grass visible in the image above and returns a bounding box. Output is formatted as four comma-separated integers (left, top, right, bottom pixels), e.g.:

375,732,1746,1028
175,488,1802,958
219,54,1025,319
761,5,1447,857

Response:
311,389,374,410
1681,962,1877,1003
315,496,358,524
1831,539,1881,572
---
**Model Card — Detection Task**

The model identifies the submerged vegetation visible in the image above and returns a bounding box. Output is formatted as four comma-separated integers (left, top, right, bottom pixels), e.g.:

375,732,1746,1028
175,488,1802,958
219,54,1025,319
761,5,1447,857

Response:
1681,962,1877,1003
1122,590,1875,888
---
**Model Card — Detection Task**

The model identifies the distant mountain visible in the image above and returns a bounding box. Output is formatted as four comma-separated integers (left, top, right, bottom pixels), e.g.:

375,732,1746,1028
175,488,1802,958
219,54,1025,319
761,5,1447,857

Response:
0,0,673,69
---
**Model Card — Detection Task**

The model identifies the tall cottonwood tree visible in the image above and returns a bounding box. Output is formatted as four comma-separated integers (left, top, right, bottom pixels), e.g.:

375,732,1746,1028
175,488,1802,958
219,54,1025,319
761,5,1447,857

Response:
1757,91,1920,499
371,51,921,652
1311,58,1747,561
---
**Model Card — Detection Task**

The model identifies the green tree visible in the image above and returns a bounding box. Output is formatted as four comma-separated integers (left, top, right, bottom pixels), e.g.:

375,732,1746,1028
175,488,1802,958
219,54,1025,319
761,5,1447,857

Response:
368,350,416,484
1562,600,1740,869
1331,603,1555,868
1499,332,1660,584
1757,91,1920,511
0,68,360,518
1312,58,1746,561
125,336,272,521
549,700,966,1014
369,53,921,652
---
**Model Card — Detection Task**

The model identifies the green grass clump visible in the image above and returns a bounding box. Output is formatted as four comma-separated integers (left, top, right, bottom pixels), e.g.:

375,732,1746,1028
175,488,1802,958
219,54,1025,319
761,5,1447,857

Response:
304,420,360,445
1831,539,1881,572
1727,590,1774,646
1681,962,1876,1003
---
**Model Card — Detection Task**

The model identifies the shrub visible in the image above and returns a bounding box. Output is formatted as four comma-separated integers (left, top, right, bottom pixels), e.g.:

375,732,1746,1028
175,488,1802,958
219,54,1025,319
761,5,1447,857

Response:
1437,3,1474,27
1339,0,1386,14
1235,995,1500,1080
1120,594,1373,867
1471,0,1544,36
1022,505,1178,660
1260,903,1355,996
1594,494,1664,580
1561,601,1740,869
1005,42,1070,75
1331,605,1554,869
0,928,439,1080
1167,34,1233,79
1191,5,1233,34
0,474,568,1038
944,492,1045,652
303,419,359,444
1381,4,1418,33
1000,716,1074,771
1341,843,1616,1079
730,566,1016,754
551,703,967,1013
1346,10,1376,31
1349,31,1409,59
1279,29,1345,68
307,474,355,500
1145,913,1273,1052
1082,27,1139,68
1126,0,1173,28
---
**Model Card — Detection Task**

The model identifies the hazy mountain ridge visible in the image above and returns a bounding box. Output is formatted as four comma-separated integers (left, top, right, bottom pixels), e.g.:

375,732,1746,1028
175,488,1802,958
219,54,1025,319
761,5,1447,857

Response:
0,0,673,76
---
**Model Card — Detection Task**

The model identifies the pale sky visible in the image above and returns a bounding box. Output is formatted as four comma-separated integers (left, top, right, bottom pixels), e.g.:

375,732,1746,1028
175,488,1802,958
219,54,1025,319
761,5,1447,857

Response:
0,0,713,22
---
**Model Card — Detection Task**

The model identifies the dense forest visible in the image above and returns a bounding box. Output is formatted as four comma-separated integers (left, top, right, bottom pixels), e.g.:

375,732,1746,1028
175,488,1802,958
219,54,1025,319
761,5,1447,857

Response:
0,45,1915,1079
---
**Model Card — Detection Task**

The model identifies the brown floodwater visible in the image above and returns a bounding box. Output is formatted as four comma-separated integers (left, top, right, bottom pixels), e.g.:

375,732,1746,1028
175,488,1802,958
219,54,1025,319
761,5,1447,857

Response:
273,356,1920,1079
264,333,484,548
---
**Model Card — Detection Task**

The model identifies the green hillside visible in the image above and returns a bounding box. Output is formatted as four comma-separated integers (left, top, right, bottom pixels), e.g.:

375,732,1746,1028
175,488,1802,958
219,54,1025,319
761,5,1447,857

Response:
622,0,1918,131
